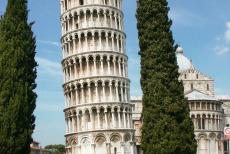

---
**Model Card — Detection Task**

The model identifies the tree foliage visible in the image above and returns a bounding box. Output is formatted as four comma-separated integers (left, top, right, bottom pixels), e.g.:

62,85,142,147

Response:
0,0,37,153
136,0,197,153
45,144,65,154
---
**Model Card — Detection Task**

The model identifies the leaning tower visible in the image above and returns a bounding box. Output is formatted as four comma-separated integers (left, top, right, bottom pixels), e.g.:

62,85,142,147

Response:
60,0,136,154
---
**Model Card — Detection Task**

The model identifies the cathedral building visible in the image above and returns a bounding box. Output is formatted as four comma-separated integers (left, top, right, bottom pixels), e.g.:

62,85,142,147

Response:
132,47,230,154
59,0,230,154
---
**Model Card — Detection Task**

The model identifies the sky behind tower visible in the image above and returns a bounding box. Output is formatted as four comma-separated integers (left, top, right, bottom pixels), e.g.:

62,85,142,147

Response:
0,0,230,146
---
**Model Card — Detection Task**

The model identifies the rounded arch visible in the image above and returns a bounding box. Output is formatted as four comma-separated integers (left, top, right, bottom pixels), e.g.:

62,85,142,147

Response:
81,137,91,154
95,134,107,154
110,133,122,143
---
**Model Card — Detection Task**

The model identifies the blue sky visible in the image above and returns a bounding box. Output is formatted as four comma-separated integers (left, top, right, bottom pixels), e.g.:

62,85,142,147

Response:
0,0,230,146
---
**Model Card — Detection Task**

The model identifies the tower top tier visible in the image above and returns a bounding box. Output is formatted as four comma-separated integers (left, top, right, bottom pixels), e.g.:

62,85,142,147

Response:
60,0,123,14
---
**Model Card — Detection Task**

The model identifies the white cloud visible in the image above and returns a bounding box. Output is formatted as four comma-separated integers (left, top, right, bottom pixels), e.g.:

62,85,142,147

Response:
38,40,61,47
215,46,230,55
36,57,62,76
214,22,230,56
225,22,230,43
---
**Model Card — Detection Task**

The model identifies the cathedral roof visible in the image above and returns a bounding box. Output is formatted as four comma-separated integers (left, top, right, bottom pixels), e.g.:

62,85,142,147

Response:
185,90,219,101
176,47,195,73
216,95,230,100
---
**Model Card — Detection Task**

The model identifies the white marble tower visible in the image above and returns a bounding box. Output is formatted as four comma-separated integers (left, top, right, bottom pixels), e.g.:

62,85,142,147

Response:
60,0,136,153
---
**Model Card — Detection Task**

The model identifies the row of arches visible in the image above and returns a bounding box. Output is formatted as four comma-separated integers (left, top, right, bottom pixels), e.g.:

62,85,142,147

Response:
63,54,128,82
65,105,133,133
62,29,125,58
61,0,122,13
189,101,222,112
61,7,123,34
190,113,223,131
196,133,223,154
66,133,134,154
64,79,130,107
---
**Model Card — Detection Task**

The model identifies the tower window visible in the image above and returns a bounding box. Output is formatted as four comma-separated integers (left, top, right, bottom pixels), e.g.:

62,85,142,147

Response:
207,84,209,91
79,0,84,5
184,74,187,79
191,83,193,90
196,74,199,79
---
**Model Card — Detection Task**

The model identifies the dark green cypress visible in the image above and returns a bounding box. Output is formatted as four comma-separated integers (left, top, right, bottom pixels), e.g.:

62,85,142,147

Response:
136,0,197,153
0,0,37,153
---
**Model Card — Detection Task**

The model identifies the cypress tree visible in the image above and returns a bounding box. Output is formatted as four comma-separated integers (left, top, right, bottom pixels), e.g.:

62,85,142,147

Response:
0,0,37,153
136,0,197,153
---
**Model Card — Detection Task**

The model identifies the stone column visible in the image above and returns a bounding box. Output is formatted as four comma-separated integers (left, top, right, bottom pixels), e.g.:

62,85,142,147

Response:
102,82,106,102
82,111,85,130
113,59,116,75
115,83,119,102
121,143,125,154
84,11,87,27
107,57,111,75
97,109,100,129
65,118,68,134
93,56,97,75
92,33,95,51
72,117,75,133
69,118,72,133
73,38,76,54
118,109,121,128
99,33,102,50
122,61,125,77
74,62,78,78
109,13,112,28
100,57,104,75
89,110,93,130
79,59,83,77
77,114,80,131
91,144,95,154
115,15,118,29
118,16,121,30
106,32,109,49
64,93,67,108
109,82,113,101
105,110,108,129
127,112,130,128
95,83,99,102
90,12,93,27
69,65,72,80
79,35,82,52
86,59,90,76
124,85,127,102
81,85,85,104
120,85,124,102
111,35,115,51
123,111,126,128
118,59,121,76
88,85,91,103
104,12,107,27
116,35,119,52
85,33,88,51
97,11,100,27
112,109,115,128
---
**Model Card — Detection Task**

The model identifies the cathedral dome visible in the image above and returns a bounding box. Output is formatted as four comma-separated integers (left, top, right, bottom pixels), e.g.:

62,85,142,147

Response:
176,47,194,72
